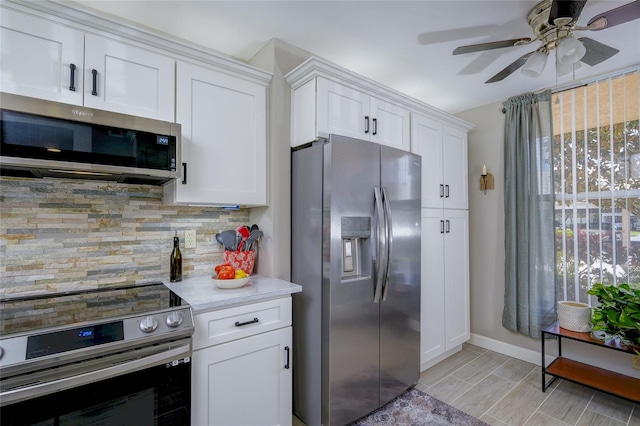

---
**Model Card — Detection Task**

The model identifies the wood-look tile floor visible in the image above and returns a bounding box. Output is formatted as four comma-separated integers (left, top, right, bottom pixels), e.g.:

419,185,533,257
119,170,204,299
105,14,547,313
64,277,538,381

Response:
293,343,639,426
417,343,640,426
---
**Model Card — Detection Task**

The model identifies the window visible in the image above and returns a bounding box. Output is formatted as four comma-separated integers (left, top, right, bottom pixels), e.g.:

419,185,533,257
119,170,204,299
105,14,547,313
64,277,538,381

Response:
554,70,640,303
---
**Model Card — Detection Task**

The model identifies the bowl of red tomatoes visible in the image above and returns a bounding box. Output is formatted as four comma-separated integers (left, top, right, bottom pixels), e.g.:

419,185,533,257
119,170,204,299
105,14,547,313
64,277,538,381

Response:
212,263,250,289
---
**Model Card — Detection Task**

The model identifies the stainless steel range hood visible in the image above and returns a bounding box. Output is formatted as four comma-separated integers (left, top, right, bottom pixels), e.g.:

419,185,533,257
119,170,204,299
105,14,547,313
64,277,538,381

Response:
0,93,181,185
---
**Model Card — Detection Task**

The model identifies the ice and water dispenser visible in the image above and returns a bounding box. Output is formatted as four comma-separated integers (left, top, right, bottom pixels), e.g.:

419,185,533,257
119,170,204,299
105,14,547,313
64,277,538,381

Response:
340,216,371,279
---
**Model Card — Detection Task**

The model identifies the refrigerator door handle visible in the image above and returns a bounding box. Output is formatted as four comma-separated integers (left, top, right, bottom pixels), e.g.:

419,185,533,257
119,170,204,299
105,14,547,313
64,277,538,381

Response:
381,187,393,302
373,186,386,303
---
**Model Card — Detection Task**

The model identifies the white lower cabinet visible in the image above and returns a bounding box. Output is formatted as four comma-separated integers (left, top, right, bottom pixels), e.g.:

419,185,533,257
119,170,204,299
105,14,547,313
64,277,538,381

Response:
421,208,470,368
191,298,292,426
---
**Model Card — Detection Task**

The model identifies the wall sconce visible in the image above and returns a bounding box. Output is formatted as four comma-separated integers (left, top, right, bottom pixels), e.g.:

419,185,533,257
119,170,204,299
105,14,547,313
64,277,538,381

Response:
480,165,494,195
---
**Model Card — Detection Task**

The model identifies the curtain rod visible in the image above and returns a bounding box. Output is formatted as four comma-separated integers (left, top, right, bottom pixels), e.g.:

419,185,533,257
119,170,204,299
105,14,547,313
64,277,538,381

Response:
500,65,640,114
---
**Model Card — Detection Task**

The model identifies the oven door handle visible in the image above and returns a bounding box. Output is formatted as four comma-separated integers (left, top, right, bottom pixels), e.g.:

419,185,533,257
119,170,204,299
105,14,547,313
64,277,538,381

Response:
0,342,191,407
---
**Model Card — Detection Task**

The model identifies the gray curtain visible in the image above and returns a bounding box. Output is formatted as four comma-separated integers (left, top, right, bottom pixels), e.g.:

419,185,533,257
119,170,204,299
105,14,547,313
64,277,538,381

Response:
502,90,556,339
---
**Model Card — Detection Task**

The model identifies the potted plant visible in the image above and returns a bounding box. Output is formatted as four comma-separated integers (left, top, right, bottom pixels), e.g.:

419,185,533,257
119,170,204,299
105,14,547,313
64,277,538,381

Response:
587,283,640,348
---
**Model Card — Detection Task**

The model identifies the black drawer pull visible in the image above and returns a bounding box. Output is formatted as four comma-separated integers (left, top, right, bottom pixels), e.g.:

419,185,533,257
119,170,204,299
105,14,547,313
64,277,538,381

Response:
91,69,98,96
182,162,187,184
364,116,370,134
372,118,377,135
235,317,259,327
69,64,76,92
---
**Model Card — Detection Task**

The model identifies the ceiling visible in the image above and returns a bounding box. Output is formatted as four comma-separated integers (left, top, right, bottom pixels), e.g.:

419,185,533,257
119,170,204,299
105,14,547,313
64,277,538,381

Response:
67,0,640,115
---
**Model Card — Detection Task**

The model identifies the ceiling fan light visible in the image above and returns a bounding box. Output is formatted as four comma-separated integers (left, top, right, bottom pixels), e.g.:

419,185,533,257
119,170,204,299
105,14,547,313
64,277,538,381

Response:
556,57,582,76
556,36,586,65
521,51,548,78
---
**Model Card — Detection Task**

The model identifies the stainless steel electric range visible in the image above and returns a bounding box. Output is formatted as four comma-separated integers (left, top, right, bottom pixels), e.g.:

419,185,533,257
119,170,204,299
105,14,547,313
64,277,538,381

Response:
0,282,194,425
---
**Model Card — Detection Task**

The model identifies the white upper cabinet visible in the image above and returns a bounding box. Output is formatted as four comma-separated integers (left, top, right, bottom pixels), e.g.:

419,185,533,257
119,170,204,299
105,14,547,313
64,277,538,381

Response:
0,7,175,121
313,78,410,150
83,34,175,121
287,58,410,151
1,8,84,105
411,113,468,210
163,61,268,206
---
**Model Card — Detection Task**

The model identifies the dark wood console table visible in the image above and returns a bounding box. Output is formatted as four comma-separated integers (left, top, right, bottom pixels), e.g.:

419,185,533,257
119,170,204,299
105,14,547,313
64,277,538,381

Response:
541,322,640,403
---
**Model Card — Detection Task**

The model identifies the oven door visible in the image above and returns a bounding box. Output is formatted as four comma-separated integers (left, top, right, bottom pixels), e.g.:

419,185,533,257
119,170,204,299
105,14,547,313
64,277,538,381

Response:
0,343,191,426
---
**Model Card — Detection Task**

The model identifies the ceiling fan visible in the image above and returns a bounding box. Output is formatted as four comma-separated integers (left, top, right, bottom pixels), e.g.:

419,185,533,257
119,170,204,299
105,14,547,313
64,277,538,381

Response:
453,0,640,83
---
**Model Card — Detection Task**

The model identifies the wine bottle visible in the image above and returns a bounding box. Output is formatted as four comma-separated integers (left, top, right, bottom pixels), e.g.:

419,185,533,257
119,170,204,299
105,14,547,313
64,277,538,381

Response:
170,231,182,282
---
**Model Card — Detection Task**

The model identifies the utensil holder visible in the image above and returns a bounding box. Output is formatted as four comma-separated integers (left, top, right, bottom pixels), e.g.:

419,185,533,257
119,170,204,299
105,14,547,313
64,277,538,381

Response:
224,250,256,275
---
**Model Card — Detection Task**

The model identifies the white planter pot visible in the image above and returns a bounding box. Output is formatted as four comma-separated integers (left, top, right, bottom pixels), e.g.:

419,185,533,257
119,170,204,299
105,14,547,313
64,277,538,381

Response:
557,301,592,332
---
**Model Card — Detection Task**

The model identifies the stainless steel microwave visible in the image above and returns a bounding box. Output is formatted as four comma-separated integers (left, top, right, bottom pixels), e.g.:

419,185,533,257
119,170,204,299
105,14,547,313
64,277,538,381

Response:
0,93,181,185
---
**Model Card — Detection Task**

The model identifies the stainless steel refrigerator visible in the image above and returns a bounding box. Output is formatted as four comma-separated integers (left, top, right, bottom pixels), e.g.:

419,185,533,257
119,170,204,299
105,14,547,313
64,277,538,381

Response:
291,134,421,426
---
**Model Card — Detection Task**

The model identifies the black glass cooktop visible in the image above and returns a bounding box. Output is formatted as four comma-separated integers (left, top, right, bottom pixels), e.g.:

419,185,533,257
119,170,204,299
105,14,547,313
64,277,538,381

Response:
0,283,186,336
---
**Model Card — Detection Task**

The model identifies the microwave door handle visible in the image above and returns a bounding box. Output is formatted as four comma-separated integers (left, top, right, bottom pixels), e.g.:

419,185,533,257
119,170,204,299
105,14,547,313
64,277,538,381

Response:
373,186,385,303
381,187,393,302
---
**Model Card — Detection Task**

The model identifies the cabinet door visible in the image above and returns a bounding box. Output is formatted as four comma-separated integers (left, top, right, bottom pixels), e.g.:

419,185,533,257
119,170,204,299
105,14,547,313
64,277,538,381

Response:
316,78,369,140
420,208,445,365
370,97,410,151
443,209,470,350
83,34,175,121
411,113,444,209
192,327,292,426
0,8,84,105
167,62,267,206
443,126,468,210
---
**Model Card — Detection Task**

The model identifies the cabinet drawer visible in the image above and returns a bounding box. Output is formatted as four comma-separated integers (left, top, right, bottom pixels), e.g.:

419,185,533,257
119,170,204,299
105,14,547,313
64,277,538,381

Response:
193,297,291,349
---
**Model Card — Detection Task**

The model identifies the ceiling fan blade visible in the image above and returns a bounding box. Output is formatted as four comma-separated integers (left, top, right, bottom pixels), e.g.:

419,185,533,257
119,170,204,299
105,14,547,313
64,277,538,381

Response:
587,0,640,30
485,52,533,83
453,38,532,55
578,37,620,66
548,0,588,25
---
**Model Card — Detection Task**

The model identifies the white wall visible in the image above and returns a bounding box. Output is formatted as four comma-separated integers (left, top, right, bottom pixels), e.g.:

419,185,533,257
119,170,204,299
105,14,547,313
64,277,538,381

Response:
248,40,311,281
457,101,640,377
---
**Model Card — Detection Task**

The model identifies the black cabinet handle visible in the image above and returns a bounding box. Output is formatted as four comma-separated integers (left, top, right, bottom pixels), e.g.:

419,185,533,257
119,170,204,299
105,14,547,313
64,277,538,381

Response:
445,185,450,198
235,317,259,327
69,64,76,92
364,116,370,134
284,346,290,369
440,220,445,234
446,220,450,233
440,184,444,198
182,163,187,184
91,69,98,96
372,118,377,135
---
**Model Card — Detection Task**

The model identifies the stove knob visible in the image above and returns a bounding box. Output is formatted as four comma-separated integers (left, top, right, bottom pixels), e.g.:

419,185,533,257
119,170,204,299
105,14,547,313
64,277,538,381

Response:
166,312,184,328
139,316,159,333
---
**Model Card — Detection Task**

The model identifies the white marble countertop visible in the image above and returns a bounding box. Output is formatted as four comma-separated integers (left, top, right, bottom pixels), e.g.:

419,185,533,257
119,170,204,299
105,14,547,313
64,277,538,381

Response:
164,274,302,314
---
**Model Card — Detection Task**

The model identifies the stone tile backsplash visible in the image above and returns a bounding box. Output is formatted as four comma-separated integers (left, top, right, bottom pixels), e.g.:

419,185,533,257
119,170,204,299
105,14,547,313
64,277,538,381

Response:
0,177,249,297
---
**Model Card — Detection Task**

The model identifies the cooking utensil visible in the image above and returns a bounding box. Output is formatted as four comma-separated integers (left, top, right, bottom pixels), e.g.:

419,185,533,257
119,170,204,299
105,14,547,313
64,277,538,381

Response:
243,230,263,251
236,226,250,239
236,226,250,251
219,230,238,251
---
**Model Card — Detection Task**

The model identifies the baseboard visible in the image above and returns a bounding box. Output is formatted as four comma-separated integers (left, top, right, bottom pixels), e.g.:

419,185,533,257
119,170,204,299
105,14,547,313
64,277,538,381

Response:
420,345,462,371
469,333,555,366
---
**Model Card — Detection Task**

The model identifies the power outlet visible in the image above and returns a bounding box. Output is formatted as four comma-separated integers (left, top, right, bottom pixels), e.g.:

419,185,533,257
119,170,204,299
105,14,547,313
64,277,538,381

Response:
185,230,196,249
633,355,640,370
